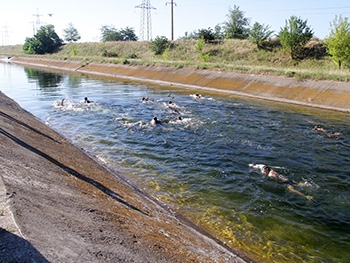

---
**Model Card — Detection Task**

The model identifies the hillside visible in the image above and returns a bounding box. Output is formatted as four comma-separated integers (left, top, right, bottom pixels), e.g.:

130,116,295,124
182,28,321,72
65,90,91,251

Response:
0,39,349,82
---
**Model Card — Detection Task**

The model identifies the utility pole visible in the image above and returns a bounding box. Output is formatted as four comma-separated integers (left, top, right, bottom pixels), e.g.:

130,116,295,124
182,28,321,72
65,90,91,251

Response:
135,0,156,41
166,0,176,41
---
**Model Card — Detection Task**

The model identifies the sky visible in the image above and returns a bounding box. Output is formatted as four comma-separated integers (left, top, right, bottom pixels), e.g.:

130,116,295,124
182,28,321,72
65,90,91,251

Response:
1,0,350,45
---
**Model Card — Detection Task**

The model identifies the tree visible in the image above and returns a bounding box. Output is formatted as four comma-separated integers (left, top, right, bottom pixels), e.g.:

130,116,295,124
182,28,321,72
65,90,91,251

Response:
63,23,81,43
279,16,313,59
23,37,41,54
100,25,121,41
325,15,350,69
23,25,63,54
249,22,274,49
120,27,138,41
100,25,137,42
223,5,250,39
214,24,225,40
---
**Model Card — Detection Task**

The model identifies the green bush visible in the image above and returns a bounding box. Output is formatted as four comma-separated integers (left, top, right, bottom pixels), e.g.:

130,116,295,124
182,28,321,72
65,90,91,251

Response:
149,36,170,55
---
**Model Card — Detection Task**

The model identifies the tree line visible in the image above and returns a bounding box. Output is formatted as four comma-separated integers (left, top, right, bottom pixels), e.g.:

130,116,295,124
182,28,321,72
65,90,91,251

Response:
22,5,350,68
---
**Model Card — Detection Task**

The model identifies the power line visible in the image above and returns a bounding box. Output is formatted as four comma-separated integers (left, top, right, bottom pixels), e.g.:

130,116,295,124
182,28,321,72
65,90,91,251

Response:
135,0,156,41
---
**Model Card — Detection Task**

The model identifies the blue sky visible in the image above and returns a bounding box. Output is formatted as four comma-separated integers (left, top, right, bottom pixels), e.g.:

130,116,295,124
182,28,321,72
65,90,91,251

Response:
1,0,350,45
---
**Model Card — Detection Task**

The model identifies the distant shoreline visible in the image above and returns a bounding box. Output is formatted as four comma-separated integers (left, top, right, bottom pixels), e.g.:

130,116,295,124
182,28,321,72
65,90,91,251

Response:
4,56,350,113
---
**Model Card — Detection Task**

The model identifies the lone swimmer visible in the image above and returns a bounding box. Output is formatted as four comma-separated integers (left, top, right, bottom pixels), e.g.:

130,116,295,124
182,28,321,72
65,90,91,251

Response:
313,125,342,137
249,164,313,200
84,97,92,103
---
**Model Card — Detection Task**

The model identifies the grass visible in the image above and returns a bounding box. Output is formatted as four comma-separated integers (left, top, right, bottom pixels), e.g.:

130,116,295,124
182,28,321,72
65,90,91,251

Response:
0,39,349,82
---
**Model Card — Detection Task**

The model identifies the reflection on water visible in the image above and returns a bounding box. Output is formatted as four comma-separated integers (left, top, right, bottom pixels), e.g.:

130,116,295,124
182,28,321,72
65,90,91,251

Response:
1,63,350,263
24,68,64,88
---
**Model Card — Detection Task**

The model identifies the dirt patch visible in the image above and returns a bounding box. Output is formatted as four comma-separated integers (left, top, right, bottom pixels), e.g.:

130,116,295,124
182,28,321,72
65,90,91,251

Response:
0,91,253,262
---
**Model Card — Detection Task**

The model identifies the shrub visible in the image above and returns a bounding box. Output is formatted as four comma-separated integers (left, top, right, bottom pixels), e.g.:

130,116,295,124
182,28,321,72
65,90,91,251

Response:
149,36,170,55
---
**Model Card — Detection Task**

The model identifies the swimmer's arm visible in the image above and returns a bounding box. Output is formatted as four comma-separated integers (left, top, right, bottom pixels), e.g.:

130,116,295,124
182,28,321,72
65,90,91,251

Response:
249,164,265,169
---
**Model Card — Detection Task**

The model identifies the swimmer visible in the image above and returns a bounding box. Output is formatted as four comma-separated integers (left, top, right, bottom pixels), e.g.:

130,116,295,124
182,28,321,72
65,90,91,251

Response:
313,125,342,137
141,96,149,102
249,164,313,200
168,101,179,107
84,97,92,103
60,99,65,106
150,117,162,125
168,106,180,114
190,93,202,99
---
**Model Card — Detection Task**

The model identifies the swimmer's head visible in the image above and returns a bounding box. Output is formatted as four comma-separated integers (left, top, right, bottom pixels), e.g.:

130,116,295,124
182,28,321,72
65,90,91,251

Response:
314,125,321,130
262,166,270,175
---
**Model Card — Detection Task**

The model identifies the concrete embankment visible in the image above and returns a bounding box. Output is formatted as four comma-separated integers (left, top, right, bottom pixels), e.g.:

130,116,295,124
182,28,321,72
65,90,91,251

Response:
8,56,350,112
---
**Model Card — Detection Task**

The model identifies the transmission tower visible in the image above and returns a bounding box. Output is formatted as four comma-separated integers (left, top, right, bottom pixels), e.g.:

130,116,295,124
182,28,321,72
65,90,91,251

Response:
32,8,42,34
135,0,156,41
1,24,10,46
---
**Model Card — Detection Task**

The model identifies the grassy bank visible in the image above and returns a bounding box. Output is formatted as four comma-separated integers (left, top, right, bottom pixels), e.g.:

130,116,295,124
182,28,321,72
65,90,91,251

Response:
1,39,349,82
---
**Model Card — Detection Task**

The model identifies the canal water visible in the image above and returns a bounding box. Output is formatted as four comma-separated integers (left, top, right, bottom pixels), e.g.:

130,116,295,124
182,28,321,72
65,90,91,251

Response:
1,63,349,263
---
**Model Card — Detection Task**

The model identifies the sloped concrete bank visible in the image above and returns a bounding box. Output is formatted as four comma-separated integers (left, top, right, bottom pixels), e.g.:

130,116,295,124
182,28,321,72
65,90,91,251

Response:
9,56,350,112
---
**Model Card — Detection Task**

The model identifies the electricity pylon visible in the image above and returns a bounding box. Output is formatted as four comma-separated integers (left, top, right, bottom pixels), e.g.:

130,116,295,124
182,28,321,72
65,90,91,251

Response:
135,0,156,41
32,8,42,34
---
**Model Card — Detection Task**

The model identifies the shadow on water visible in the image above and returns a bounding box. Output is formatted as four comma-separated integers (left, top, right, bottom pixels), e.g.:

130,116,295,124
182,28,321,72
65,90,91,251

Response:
0,227,49,263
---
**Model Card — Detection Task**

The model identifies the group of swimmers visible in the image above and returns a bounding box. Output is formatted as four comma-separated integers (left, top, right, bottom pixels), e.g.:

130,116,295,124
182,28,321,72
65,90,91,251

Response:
59,97,93,107
147,97,192,125
59,94,341,201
